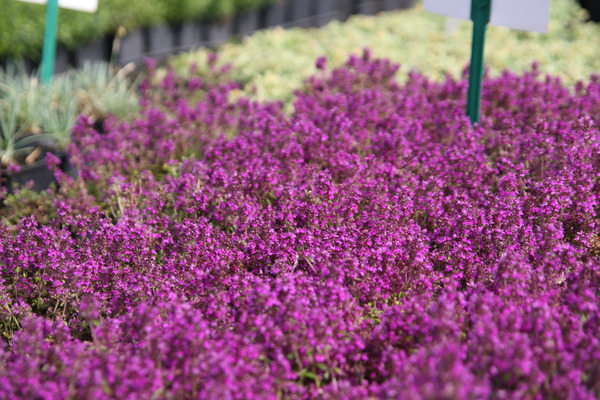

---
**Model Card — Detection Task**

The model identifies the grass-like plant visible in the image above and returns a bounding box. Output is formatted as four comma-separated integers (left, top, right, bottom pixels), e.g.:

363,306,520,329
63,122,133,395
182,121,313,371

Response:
0,65,57,166
68,62,139,123
0,61,139,163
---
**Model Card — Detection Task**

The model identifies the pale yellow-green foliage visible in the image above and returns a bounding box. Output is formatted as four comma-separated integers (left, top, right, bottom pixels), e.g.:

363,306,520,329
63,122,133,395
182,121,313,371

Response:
171,0,600,103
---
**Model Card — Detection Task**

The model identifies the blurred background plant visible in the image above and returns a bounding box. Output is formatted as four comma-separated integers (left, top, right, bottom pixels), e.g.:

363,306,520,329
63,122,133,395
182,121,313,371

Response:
0,94,33,166
576,0,600,21
0,61,139,166
0,0,282,61
0,63,56,166
69,62,139,124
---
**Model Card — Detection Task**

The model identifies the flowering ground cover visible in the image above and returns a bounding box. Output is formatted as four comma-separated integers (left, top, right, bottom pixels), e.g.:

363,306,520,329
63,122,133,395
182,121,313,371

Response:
0,52,599,398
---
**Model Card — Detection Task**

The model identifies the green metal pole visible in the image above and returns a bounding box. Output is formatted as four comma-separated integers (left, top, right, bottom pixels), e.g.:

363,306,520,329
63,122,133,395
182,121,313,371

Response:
467,0,491,124
41,0,60,85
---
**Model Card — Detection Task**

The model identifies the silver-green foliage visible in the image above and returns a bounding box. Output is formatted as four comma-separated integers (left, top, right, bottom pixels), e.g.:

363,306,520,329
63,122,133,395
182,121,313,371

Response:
0,62,139,165
68,62,140,123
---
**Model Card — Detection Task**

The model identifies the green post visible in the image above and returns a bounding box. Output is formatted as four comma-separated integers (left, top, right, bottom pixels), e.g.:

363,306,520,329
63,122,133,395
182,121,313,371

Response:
41,0,60,85
467,0,491,124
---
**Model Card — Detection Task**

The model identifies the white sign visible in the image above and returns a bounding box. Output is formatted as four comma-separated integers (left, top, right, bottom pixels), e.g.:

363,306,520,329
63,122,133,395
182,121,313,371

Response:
424,0,551,33
15,0,98,12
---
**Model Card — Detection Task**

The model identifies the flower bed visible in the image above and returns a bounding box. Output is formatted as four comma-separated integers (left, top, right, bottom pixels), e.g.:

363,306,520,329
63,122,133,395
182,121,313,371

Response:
0,52,599,398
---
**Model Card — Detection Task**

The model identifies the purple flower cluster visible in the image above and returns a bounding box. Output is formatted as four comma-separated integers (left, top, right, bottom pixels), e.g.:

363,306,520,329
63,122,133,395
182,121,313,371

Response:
1,52,599,398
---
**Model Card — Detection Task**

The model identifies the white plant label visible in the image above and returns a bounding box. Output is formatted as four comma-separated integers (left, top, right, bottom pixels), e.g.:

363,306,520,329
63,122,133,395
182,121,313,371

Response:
424,0,551,33
14,0,98,13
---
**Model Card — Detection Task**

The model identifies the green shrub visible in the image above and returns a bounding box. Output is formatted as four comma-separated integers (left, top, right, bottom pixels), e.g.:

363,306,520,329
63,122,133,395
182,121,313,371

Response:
171,0,600,104
162,0,211,23
0,1,46,59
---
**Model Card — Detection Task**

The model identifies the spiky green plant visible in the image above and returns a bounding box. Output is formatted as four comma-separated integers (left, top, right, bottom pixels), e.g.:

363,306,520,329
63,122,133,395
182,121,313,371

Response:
68,62,139,123
0,61,139,160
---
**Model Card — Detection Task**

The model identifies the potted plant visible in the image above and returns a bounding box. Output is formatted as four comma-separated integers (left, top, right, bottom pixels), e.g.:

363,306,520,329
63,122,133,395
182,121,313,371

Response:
0,61,138,193
0,90,67,193
68,62,139,133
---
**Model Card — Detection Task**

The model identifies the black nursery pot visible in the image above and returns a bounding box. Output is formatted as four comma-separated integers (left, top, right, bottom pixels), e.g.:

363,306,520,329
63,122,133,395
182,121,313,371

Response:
2,157,59,193
204,18,234,48
234,9,261,37
76,36,112,68
179,21,204,52
262,2,289,28
578,0,600,22
355,0,383,16
146,25,178,61
118,29,145,65
313,0,340,27
1,137,73,194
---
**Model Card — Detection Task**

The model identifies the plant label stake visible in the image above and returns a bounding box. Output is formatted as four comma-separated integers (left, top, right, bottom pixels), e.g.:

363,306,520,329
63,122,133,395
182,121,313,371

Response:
466,0,490,124
13,0,99,84
424,0,551,124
